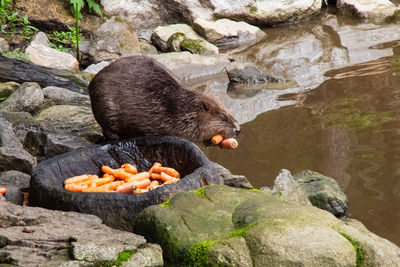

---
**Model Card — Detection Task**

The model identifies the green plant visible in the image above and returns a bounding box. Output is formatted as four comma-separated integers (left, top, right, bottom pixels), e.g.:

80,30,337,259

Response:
2,48,29,61
67,0,102,62
0,0,12,24
49,26,82,52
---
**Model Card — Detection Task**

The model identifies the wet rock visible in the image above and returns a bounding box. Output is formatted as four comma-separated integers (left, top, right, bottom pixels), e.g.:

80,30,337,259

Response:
123,244,163,267
337,0,398,23
89,16,141,63
0,147,37,174
83,61,110,75
210,0,322,25
193,18,266,49
0,55,88,94
0,82,44,113
213,162,254,189
0,81,19,99
293,170,348,217
0,170,31,188
262,169,312,206
0,200,158,266
0,118,23,149
32,105,103,143
226,62,281,84
151,52,230,80
42,86,90,106
14,0,103,34
151,24,218,54
26,32,79,71
0,38,9,53
133,185,400,266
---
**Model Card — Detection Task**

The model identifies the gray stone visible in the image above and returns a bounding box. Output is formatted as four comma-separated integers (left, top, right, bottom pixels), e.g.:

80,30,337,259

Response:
4,186,24,205
264,169,312,206
0,82,44,113
83,61,110,75
0,170,31,188
209,0,322,25
26,32,79,71
89,16,141,63
0,147,37,174
338,0,398,23
0,111,32,126
0,118,23,149
0,81,19,99
151,24,218,55
0,38,9,53
123,243,163,267
193,18,266,49
133,185,400,266
226,62,281,84
33,105,103,143
213,162,254,189
0,200,154,266
42,86,90,106
151,52,230,81
139,39,159,56
293,170,348,217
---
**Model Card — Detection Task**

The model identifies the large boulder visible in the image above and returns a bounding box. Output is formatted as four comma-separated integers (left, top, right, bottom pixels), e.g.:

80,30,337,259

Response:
0,82,44,113
207,0,322,25
0,147,37,174
193,18,266,49
88,16,141,63
41,86,90,107
0,199,163,266
151,24,218,55
0,81,19,99
133,185,400,266
293,170,348,217
32,105,103,143
151,52,230,80
0,170,31,188
0,38,9,53
337,0,398,23
26,32,79,71
0,118,23,149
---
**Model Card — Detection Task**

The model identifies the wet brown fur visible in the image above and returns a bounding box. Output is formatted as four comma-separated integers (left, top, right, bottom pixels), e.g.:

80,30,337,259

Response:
88,56,240,144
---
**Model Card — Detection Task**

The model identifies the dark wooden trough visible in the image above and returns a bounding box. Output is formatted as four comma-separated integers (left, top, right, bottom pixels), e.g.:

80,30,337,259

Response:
30,136,222,231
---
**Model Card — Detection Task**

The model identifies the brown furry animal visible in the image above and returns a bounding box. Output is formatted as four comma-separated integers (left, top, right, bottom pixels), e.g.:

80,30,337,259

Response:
88,56,240,145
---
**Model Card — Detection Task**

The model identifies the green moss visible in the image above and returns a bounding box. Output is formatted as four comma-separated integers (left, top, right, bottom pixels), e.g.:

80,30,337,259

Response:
160,199,170,208
184,240,215,266
249,6,258,14
113,250,135,266
180,39,207,55
249,189,263,193
167,32,186,51
190,186,207,198
340,233,363,267
228,223,256,238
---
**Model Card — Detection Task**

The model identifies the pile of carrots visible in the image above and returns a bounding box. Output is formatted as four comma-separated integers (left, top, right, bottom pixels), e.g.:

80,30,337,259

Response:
64,162,180,194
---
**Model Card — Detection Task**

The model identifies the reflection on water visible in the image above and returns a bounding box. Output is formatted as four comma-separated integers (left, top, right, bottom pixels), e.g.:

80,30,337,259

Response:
201,12,400,246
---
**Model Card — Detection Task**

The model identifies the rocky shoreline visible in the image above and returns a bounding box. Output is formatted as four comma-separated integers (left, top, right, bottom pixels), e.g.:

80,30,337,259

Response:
1,0,400,266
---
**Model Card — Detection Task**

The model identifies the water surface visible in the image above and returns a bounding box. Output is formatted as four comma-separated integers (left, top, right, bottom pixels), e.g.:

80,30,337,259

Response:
199,12,400,245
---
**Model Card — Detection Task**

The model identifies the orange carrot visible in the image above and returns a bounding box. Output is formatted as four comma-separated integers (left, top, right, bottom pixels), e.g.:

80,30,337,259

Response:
116,178,151,193
92,176,114,186
65,183,88,192
148,180,160,190
96,181,125,191
101,166,115,175
153,166,180,178
64,174,92,185
0,187,7,195
219,138,238,150
151,173,162,180
148,162,162,176
125,172,150,182
160,172,180,183
211,134,223,145
133,188,149,194
121,163,138,174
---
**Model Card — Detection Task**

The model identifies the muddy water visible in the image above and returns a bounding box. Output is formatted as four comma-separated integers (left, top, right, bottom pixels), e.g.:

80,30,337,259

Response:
200,12,400,245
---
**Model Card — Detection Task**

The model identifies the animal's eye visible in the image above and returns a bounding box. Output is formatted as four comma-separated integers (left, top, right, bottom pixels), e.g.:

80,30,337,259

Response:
202,103,209,111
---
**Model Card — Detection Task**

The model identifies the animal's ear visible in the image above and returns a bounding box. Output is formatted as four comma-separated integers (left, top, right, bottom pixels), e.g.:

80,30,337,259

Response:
202,102,209,111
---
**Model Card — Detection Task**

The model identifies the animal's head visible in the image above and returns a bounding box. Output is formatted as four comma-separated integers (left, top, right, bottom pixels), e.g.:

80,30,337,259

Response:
194,93,240,145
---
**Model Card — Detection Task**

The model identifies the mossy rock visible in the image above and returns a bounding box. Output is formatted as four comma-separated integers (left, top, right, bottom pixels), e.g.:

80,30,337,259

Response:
133,185,400,266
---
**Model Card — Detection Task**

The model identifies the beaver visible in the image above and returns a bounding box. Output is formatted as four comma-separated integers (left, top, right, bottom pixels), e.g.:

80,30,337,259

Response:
88,56,240,145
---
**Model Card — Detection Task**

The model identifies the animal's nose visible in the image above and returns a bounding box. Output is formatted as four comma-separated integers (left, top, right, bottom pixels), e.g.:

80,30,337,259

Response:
234,123,241,135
